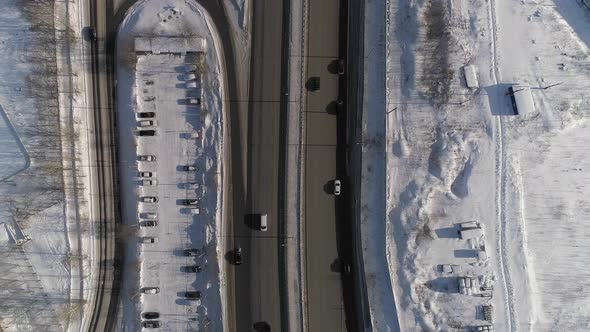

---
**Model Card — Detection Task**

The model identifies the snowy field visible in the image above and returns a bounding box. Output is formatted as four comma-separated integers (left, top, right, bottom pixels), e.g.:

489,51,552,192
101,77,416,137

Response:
116,0,226,330
0,0,93,331
365,0,590,331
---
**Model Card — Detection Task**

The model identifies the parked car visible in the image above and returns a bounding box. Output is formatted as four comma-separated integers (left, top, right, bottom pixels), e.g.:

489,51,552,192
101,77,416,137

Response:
190,265,202,273
142,179,157,186
184,249,201,257
190,208,200,215
142,321,160,328
141,220,158,227
182,165,196,171
333,180,341,196
143,237,158,244
142,312,160,320
137,111,155,118
184,182,199,189
187,97,201,105
140,212,157,219
234,247,243,265
182,199,198,206
184,291,201,300
137,130,156,136
142,287,160,294
138,120,157,127
142,196,158,203
138,171,153,177
138,155,156,161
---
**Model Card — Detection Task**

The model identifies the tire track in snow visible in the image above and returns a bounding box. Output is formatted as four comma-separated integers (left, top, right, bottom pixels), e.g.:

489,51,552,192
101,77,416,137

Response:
487,0,517,330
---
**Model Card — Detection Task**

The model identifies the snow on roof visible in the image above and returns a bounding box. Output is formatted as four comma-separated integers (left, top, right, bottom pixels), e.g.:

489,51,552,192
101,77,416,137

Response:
134,37,207,54
463,65,479,88
459,227,483,240
511,85,535,115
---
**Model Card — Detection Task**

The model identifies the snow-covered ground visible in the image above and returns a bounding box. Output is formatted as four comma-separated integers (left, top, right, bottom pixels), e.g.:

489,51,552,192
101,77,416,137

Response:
356,0,590,331
0,0,94,331
115,0,226,330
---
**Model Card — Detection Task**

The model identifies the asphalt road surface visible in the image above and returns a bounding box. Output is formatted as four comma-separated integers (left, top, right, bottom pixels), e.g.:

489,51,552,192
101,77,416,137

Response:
232,0,285,330
304,0,348,330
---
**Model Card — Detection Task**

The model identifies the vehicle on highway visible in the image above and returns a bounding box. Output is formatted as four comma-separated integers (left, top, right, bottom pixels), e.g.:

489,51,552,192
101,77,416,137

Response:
138,155,156,161
187,97,201,105
334,180,341,196
234,247,243,265
184,291,201,300
184,249,201,256
142,312,160,319
143,236,158,244
137,111,155,118
86,26,97,41
184,182,199,189
182,199,199,206
142,179,157,186
182,165,196,171
190,265,202,273
336,100,344,113
308,77,320,91
137,130,156,136
140,212,157,219
138,171,153,177
138,120,157,127
142,196,158,203
338,59,345,75
255,214,268,232
142,287,160,294
142,321,160,328
141,220,158,227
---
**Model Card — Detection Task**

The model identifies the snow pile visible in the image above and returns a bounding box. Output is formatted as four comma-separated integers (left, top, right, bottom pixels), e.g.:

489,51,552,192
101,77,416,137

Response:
379,0,590,330
116,0,226,330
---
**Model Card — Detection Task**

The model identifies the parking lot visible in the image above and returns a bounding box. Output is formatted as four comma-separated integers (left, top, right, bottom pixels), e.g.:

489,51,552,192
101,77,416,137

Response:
117,49,224,329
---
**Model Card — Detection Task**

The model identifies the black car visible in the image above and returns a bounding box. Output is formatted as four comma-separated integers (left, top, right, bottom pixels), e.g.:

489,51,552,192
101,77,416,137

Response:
142,321,160,328
185,291,201,300
184,249,201,257
182,199,198,206
86,26,97,41
137,112,155,118
142,312,160,320
234,247,243,265
141,220,158,227
191,265,202,273
137,130,156,137
307,77,320,91
338,59,345,75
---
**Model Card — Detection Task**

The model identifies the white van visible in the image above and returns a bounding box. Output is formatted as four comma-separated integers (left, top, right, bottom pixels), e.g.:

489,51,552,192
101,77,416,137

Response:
259,214,268,232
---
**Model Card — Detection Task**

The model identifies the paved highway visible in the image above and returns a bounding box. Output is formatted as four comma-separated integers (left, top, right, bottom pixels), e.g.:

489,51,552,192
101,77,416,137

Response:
232,0,285,330
304,0,349,330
